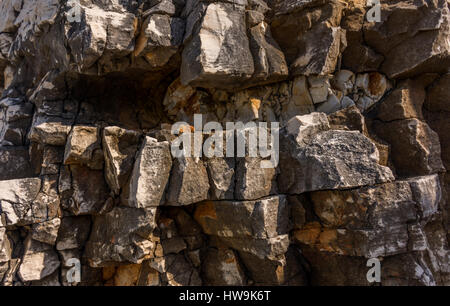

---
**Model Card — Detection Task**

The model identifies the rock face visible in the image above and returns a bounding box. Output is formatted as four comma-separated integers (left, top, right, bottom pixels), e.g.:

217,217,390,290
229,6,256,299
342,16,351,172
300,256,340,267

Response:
0,0,449,287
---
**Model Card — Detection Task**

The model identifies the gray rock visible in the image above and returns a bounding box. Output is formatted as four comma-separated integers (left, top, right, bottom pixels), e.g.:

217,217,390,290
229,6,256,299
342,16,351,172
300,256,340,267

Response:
133,14,185,68
31,218,61,245
271,1,345,76
293,224,409,258
65,165,109,215
364,0,450,78
84,207,157,267
202,248,246,285
0,178,42,226
246,21,288,86
408,174,442,219
18,238,60,282
64,126,103,170
56,216,91,251
0,227,11,263
167,156,209,206
374,118,445,176
194,195,289,239
279,129,394,194
235,157,277,200
238,247,307,285
310,177,439,229
217,235,290,259
205,156,235,200
102,126,142,195
181,2,254,88
28,121,72,146
129,136,172,208
0,146,34,180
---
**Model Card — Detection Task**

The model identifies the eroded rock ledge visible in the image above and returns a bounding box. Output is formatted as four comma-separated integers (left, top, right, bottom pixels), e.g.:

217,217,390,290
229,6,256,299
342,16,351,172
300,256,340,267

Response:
0,0,449,286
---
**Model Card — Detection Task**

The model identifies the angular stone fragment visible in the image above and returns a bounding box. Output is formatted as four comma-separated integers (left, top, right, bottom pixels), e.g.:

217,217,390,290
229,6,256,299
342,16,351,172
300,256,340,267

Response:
331,70,355,95
167,156,209,206
56,216,91,251
246,21,288,86
308,76,330,104
162,78,197,121
328,105,368,135
161,253,202,286
28,121,72,146
205,156,235,200
129,136,172,208
0,227,11,263
0,146,34,180
238,247,307,285
133,14,184,67
65,165,109,215
310,179,433,229
364,1,450,78
181,2,254,88
408,174,442,219
65,5,136,73
279,129,394,194
0,178,41,226
374,118,445,176
84,207,157,267
18,238,60,282
1,257,19,286
292,23,345,76
281,76,314,121
31,218,61,245
194,196,289,239
113,264,141,286
425,73,450,112
202,248,246,285
286,112,330,145
271,1,345,76
161,237,187,255
217,235,290,259
102,126,142,195
381,253,437,286
377,79,425,121
293,223,409,258
64,126,103,169
235,157,277,200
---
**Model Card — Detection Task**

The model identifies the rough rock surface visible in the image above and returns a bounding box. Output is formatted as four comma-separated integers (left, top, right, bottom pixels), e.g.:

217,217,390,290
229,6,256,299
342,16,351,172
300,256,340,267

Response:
0,0,448,286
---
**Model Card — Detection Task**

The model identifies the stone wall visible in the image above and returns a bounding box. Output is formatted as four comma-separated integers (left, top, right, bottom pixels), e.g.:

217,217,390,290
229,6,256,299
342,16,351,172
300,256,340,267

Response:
0,0,449,286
